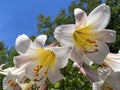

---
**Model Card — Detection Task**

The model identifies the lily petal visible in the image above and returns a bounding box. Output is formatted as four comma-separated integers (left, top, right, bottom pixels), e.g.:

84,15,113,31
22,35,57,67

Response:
48,69,63,84
25,63,47,86
15,34,34,54
80,67,99,83
92,30,116,43
103,53,120,72
86,41,109,64
34,35,47,48
51,46,72,68
87,4,110,29
71,47,93,66
104,72,120,89
3,73,22,90
97,67,111,81
45,42,59,49
54,25,75,46
14,55,33,68
93,82,101,90
74,8,87,27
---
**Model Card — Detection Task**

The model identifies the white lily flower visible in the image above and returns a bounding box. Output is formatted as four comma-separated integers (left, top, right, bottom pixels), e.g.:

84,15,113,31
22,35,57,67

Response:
54,4,116,65
3,73,22,90
0,65,25,90
14,34,72,86
103,52,120,72
93,67,120,90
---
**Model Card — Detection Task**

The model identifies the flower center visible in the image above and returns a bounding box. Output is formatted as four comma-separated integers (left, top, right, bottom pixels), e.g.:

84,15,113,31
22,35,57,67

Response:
72,25,98,54
8,80,18,88
32,49,56,81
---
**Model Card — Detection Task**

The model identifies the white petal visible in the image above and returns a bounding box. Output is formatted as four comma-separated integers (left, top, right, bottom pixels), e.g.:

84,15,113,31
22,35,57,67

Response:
36,77,47,86
14,55,33,68
97,67,111,81
54,25,75,46
104,72,120,89
92,82,101,90
48,69,63,84
15,34,35,54
92,30,116,43
87,4,110,29
103,53,120,72
81,67,99,83
51,46,72,68
74,8,87,27
25,63,47,86
3,76,13,90
3,73,20,90
0,64,15,75
34,35,47,48
25,63,37,81
86,41,109,64
71,47,93,66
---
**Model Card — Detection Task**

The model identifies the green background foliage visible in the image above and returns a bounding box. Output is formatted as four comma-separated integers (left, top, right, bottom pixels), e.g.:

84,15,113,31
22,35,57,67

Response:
0,0,119,89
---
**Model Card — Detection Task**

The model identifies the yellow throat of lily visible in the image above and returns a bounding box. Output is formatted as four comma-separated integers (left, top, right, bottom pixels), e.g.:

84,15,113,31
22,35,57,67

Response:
72,25,98,54
32,48,56,81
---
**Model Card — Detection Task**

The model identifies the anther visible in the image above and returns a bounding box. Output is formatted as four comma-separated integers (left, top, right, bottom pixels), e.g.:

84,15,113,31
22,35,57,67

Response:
8,80,18,88
43,71,47,77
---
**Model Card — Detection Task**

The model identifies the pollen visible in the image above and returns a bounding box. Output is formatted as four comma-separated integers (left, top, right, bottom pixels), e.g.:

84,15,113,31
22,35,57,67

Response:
8,80,18,88
32,65,43,73
43,71,47,77
32,65,43,80
106,87,113,90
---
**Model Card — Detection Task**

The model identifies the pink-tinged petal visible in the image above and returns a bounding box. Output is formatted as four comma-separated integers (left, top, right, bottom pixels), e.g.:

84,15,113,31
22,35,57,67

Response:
39,84,48,90
15,34,35,54
14,55,34,68
54,25,75,46
74,8,87,27
51,46,72,68
45,42,59,49
87,4,110,29
80,67,99,83
103,53,120,72
94,30,116,43
48,69,63,84
34,35,47,48
71,47,93,66
86,41,109,64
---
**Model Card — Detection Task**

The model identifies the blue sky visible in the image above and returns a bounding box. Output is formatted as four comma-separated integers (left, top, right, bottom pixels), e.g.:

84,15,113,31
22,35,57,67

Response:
0,0,74,48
